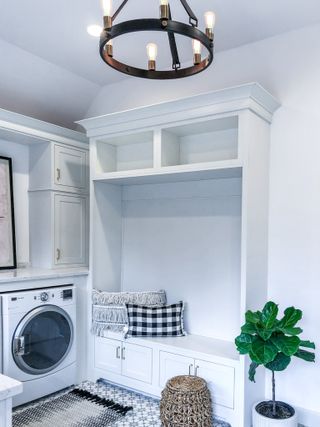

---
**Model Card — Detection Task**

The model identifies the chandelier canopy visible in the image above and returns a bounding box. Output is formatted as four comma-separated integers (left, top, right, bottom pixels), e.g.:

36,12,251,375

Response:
99,0,216,79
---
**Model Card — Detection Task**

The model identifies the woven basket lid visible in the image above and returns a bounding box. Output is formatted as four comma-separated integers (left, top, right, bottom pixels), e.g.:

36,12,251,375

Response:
166,376,207,392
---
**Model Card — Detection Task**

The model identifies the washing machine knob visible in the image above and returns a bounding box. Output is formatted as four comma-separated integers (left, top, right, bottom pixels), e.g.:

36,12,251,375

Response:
40,292,49,302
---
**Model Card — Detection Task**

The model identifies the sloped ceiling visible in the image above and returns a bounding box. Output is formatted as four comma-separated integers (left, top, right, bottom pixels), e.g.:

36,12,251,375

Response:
0,0,320,129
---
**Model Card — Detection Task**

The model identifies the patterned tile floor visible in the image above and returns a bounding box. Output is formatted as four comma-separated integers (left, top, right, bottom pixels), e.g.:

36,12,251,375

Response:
82,379,231,427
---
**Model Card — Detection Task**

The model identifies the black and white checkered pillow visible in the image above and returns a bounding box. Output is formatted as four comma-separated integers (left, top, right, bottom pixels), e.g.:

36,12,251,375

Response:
126,301,186,337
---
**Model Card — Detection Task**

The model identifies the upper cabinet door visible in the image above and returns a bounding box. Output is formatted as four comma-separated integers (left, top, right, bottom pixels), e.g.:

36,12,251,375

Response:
159,351,194,389
54,194,87,266
121,342,153,384
54,144,88,192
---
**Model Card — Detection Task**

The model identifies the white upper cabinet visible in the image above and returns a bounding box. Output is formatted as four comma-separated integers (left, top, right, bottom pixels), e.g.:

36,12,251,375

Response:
30,142,89,194
54,145,88,192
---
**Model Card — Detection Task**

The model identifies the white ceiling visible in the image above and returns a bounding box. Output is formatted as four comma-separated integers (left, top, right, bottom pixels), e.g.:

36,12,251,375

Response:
0,0,320,87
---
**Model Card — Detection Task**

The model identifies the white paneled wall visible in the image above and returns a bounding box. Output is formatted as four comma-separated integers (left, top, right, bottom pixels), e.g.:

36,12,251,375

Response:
121,178,242,341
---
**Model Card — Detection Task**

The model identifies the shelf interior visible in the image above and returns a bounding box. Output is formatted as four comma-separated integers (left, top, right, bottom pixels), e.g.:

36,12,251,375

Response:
161,116,239,167
96,131,154,173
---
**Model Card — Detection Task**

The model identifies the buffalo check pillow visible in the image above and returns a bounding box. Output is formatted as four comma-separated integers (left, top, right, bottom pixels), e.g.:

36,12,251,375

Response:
126,301,186,337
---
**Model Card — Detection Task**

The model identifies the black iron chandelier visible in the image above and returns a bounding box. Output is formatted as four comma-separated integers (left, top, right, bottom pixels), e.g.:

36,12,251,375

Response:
99,0,216,79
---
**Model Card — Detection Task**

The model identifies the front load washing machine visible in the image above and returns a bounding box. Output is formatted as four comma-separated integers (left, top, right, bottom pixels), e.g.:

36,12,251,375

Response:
0,285,77,406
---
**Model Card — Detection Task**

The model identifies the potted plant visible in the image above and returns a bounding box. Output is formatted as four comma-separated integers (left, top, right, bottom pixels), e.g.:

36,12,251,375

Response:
235,302,315,426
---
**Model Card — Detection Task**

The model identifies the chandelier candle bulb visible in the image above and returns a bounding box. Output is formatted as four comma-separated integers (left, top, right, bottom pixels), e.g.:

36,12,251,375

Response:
147,43,158,71
160,0,169,22
192,39,201,65
106,39,113,57
204,11,216,40
102,0,112,28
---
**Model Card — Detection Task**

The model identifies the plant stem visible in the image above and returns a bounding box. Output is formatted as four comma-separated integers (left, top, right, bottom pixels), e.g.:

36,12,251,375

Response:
272,370,276,417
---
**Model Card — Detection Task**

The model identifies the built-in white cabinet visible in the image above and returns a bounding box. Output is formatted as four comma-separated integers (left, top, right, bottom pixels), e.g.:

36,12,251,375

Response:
29,191,88,268
54,194,87,266
159,351,194,388
159,351,235,410
95,337,153,384
81,84,281,427
30,142,89,193
29,140,89,268
54,144,88,192
95,337,122,375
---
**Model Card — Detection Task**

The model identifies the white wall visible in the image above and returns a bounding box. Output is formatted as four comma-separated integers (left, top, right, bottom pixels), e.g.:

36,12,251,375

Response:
121,178,242,341
86,24,320,424
0,140,29,265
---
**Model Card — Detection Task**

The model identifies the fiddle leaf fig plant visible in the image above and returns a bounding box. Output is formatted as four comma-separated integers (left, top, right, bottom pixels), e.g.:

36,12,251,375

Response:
235,302,315,418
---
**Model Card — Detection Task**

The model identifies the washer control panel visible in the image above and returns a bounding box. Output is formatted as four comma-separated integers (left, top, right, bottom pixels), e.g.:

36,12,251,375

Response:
2,285,75,312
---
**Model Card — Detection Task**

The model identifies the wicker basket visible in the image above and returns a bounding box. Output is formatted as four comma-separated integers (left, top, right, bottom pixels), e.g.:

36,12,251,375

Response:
160,375,213,427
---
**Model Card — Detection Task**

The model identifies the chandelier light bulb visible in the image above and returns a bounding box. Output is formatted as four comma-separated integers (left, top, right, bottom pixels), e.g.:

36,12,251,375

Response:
160,0,169,21
87,25,103,37
204,11,215,40
106,39,113,57
192,39,201,65
102,0,112,28
102,0,112,16
147,43,158,71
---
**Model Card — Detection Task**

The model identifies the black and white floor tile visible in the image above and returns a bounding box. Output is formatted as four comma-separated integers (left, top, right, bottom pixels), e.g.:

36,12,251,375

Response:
81,379,231,427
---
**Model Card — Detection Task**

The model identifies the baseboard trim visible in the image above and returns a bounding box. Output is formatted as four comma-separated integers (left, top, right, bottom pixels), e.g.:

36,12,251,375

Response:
297,406,320,427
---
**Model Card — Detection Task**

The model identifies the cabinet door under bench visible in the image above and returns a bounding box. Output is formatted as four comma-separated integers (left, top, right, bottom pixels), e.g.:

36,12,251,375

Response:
94,337,153,384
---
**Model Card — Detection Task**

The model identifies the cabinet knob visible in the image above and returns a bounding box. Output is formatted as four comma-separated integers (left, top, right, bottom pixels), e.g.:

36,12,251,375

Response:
56,248,61,261
56,168,61,181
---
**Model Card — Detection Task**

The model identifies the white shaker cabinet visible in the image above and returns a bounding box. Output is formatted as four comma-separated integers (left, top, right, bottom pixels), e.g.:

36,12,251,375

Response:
54,144,88,192
54,194,87,266
159,351,194,388
122,342,153,384
94,338,153,384
94,338,122,375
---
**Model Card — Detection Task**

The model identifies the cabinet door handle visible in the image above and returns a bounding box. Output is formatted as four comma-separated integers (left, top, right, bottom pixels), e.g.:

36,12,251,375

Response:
56,248,61,261
116,346,121,359
188,364,194,376
195,365,199,376
56,168,61,181
121,347,126,360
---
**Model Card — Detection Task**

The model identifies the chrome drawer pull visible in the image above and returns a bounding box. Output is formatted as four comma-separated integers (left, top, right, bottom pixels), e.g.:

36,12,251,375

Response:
56,168,61,181
121,347,126,360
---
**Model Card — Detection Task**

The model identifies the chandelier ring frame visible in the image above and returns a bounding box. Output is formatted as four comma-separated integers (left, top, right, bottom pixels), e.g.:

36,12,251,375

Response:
99,18,214,80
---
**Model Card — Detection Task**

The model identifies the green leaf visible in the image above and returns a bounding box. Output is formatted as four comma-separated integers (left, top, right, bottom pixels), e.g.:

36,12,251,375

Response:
294,349,315,362
266,352,291,371
245,310,261,325
255,325,274,341
300,340,316,349
235,333,254,354
251,338,278,364
278,326,303,336
278,307,302,329
241,322,257,335
249,362,259,382
261,302,279,329
271,334,300,356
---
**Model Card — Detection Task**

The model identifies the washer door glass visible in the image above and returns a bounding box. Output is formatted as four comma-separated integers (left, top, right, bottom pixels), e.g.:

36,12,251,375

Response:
13,305,73,375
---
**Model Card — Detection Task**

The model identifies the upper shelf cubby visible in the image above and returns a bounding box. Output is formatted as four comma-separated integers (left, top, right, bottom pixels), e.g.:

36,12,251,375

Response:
161,116,238,168
95,131,154,173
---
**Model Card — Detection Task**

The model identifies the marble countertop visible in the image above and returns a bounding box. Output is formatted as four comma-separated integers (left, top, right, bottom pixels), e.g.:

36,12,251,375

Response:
0,267,89,284
0,375,22,401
